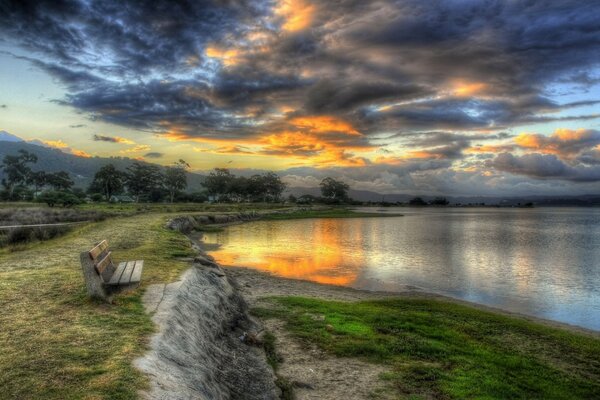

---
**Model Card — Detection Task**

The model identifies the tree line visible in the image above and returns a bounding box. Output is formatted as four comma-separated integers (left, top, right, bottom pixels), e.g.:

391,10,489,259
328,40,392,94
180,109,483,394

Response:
0,150,190,206
1,149,354,206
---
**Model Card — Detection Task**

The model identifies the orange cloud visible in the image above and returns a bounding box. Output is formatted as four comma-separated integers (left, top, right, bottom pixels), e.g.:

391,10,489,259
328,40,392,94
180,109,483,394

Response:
159,115,371,167
194,145,254,155
71,149,91,158
205,46,240,66
451,80,488,97
41,139,68,148
514,128,600,157
289,115,359,135
274,0,315,32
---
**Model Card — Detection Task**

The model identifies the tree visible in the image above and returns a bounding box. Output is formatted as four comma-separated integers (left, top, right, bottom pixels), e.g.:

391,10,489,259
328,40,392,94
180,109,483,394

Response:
46,171,74,191
203,168,234,201
1,150,37,198
320,177,350,202
27,171,47,196
164,159,189,203
261,172,286,202
409,197,427,206
89,164,124,201
430,197,449,206
125,162,164,202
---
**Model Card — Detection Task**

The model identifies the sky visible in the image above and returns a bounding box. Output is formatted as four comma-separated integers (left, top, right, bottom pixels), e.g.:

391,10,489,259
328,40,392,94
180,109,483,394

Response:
1,0,600,197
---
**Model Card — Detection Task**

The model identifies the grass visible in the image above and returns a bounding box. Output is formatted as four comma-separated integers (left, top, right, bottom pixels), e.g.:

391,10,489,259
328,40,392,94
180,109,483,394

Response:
0,212,194,399
262,207,401,220
253,297,600,400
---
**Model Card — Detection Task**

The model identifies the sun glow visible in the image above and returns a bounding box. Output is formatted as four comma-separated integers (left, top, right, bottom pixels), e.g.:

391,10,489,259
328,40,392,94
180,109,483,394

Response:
274,0,315,32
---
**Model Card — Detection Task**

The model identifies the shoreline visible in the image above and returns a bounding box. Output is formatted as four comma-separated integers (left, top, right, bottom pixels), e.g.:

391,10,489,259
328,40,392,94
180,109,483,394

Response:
185,221,599,337
222,263,600,338
186,211,600,338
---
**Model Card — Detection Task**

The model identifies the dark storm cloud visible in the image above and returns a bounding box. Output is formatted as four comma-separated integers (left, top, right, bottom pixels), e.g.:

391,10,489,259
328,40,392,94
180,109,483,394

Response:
339,0,600,93
304,80,431,113
1,0,600,193
144,152,164,159
489,153,600,182
0,0,265,75
62,79,258,138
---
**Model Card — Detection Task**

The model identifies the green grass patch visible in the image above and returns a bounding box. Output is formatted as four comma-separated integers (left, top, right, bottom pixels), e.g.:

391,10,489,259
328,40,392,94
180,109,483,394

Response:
262,208,401,220
0,213,194,399
253,297,600,399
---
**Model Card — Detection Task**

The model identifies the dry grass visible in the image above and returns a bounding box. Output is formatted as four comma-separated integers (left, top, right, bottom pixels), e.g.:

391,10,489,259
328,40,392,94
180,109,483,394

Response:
0,212,194,399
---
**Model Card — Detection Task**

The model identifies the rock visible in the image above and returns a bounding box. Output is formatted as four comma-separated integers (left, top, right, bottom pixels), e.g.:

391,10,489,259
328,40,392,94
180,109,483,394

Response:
135,267,279,400
166,216,197,233
193,255,218,267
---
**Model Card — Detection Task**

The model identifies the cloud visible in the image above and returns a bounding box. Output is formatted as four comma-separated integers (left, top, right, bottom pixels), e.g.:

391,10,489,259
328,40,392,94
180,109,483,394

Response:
3,0,600,195
120,145,151,154
69,124,86,128
489,153,600,182
29,138,91,158
93,134,135,144
514,129,600,157
144,152,164,159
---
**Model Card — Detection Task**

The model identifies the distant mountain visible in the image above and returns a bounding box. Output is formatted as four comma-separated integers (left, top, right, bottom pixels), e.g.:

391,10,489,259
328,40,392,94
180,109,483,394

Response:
0,140,206,190
286,186,600,206
0,131,23,142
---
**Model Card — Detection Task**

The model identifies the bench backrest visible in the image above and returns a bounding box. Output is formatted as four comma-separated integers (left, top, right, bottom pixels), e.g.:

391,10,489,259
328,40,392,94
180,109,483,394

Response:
88,240,114,278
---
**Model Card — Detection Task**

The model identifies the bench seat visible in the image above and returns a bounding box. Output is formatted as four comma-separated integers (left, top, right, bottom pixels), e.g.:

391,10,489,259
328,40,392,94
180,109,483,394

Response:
80,240,144,302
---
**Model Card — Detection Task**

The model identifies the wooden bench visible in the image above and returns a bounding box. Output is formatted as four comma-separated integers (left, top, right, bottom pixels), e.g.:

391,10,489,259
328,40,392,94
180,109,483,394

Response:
79,240,144,302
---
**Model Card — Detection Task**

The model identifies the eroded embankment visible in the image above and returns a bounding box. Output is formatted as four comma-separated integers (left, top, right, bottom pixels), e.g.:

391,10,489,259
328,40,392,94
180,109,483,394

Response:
135,237,279,399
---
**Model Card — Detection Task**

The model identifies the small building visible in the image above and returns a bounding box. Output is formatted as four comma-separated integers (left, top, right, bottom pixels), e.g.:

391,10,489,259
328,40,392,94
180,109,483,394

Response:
109,195,135,203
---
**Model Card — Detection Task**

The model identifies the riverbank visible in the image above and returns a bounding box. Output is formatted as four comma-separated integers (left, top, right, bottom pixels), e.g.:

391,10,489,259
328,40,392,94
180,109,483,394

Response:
222,265,600,399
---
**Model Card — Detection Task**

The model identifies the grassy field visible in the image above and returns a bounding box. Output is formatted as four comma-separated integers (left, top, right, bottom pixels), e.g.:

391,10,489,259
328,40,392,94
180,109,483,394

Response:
0,212,194,399
254,297,600,400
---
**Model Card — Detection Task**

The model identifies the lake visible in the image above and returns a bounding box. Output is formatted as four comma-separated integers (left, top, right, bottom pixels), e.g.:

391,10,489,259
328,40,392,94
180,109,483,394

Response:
202,207,600,330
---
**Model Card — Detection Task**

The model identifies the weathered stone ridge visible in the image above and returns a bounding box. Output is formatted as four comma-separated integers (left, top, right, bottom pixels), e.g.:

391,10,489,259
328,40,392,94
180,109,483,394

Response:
136,258,279,400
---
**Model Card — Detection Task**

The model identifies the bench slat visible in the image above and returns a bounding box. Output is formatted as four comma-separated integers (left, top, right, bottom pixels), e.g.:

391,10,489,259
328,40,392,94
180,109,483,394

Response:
89,240,108,260
119,261,136,285
129,260,144,283
108,262,127,285
95,251,113,274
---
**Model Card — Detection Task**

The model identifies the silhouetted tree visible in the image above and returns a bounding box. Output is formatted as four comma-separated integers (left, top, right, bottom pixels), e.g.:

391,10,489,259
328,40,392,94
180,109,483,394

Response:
320,177,350,202
89,164,124,201
164,159,189,203
46,171,74,191
409,197,427,206
125,162,164,202
28,171,47,195
1,150,37,198
203,168,234,201
430,197,449,206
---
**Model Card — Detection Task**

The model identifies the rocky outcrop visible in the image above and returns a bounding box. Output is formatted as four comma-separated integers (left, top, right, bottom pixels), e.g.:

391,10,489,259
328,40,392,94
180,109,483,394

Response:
136,257,280,400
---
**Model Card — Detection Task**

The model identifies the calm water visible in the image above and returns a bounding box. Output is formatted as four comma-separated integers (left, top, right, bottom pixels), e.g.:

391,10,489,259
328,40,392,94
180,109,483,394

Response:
202,208,600,330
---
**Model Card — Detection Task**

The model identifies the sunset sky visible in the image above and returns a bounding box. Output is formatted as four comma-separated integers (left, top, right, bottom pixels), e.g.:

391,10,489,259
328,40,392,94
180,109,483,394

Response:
1,0,600,196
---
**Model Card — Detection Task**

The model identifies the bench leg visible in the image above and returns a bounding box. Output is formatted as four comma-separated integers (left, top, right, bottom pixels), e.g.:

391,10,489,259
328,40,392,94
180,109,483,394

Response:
80,252,112,302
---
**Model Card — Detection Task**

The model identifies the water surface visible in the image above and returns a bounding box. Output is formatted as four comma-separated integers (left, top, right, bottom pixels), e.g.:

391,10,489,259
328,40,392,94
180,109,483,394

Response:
202,207,600,330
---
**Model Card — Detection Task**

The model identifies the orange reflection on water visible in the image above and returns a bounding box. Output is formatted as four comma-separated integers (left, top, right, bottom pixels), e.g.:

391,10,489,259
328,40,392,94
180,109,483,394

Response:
206,219,366,286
